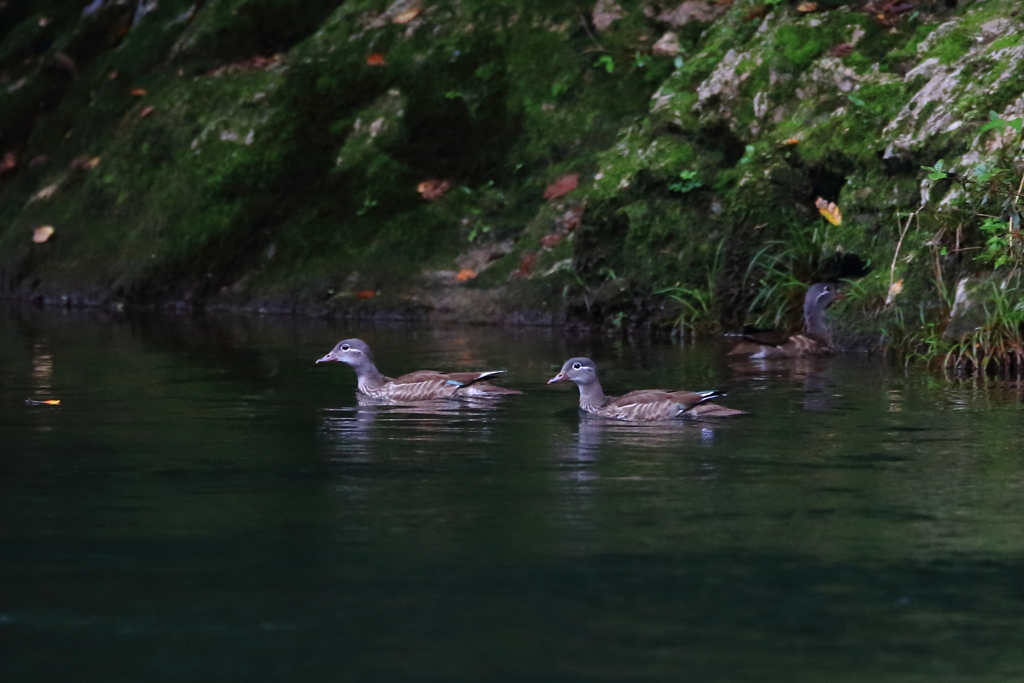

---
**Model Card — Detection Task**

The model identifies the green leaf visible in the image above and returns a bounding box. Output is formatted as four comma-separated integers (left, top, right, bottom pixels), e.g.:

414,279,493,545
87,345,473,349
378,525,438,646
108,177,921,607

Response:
595,55,615,74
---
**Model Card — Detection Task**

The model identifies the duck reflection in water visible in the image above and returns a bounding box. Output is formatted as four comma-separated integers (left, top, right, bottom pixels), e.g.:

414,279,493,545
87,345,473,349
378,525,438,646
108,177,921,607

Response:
558,413,723,477
320,393,505,461
728,356,839,412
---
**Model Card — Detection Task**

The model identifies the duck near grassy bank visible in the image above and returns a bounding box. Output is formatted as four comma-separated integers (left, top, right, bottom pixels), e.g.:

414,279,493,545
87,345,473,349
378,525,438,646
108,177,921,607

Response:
728,283,842,359
548,357,745,422
317,338,523,401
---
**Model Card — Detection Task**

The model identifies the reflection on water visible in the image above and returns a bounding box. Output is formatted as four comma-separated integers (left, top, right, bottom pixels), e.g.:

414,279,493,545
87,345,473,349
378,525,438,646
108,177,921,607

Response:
729,355,841,411
319,395,511,463
4,304,1024,681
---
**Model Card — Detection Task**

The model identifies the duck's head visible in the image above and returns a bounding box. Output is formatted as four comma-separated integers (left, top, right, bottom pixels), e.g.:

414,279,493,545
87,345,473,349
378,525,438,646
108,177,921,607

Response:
316,338,373,366
548,357,600,386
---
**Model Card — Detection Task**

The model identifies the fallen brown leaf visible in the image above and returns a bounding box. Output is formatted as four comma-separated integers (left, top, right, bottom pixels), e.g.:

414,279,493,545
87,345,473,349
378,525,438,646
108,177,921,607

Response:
514,252,538,279
417,179,451,200
556,207,583,232
130,87,147,97
365,53,387,66
827,43,853,58
355,290,376,299
139,105,155,118
543,174,579,200
541,232,565,249
70,156,100,171
456,268,477,282
796,2,819,12
207,55,283,77
0,151,16,174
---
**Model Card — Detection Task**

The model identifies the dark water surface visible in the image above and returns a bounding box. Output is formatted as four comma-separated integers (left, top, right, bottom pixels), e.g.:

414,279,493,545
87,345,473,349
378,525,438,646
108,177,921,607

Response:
4,305,1024,682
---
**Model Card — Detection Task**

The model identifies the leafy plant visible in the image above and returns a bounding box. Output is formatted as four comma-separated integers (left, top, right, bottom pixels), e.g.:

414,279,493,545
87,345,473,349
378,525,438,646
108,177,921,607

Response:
978,215,1022,269
942,276,1024,378
667,170,702,194
741,235,820,330
594,55,615,74
655,239,724,342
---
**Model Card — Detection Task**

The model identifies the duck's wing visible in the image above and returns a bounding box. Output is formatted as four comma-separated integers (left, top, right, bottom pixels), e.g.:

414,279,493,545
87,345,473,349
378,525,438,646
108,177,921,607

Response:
608,389,675,405
384,370,459,401
599,389,688,421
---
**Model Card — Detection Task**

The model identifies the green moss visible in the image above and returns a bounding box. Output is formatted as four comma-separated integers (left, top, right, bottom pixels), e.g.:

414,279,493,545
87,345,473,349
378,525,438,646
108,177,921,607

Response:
776,25,825,70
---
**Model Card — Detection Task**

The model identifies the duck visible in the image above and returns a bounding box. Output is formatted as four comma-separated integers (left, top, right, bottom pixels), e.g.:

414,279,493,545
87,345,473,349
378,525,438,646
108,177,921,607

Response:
316,338,523,401
727,283,841,359
547,357,744,421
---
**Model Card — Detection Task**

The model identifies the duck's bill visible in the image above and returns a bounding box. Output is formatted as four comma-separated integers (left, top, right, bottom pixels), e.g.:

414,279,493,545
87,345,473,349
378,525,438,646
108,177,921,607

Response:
315,353,336,364
547,372,567,384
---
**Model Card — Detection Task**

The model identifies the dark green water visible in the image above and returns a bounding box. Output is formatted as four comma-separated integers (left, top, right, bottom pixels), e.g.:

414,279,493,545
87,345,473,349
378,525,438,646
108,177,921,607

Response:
4,305,1024,682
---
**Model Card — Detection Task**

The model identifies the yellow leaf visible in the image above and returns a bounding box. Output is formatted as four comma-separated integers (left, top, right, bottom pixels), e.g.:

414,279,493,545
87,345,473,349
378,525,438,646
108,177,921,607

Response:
815,197,842,225
886,279,903,306
33,225,55,243
392,7,422,24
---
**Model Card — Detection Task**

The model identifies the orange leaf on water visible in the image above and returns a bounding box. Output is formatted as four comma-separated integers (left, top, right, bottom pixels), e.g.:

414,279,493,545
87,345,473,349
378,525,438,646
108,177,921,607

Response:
365,53,387,66
783,137,800,145
543,174,579,200
815,197,842,226
33,225,55,243
456,268,477,282
130,88,147,97
355,290,376,299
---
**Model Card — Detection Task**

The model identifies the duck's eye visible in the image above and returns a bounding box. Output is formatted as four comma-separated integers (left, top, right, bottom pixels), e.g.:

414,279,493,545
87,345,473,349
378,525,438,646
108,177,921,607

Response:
572,362,582,370
341,344,350,351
